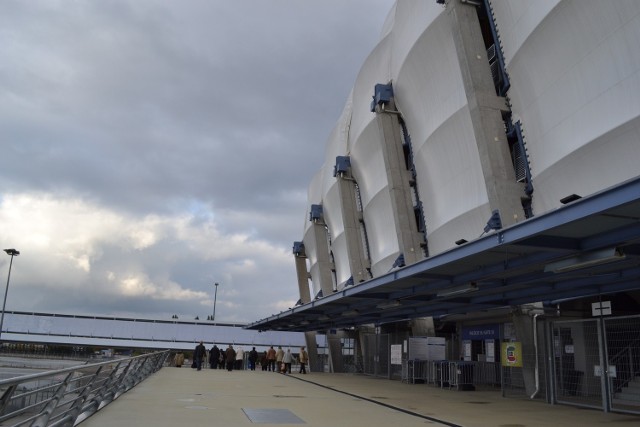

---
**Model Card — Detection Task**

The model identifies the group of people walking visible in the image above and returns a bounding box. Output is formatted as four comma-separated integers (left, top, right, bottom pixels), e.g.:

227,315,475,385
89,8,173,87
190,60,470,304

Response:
174,342,308,374
262,345,308,374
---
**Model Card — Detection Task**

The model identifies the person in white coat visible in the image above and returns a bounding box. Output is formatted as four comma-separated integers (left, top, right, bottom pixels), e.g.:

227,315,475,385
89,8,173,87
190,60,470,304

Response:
235,347,245,370
282,348,293,374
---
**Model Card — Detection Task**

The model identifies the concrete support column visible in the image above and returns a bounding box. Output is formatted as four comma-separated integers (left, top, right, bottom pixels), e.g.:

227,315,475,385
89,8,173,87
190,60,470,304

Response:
304,331,320,372
448,0,525,226
293,247,319,371
512,311,539,397
309,221,344,372
375,100,424,266
336,167,371,285
294,256,311,304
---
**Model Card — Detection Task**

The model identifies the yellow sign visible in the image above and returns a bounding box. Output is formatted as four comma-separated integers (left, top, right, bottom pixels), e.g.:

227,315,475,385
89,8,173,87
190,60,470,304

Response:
501,342,522,367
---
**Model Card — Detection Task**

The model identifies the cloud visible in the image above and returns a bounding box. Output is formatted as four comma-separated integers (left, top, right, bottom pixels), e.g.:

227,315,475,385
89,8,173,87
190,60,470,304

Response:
0,0,394,323
0,192,295,321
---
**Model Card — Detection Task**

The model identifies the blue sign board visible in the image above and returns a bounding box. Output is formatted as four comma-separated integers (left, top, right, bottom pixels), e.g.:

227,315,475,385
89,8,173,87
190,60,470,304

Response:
462,324,499,341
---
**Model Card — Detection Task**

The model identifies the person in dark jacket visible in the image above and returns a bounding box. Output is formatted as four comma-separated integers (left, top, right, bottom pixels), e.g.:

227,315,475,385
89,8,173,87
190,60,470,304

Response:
248,347,258,371
210,344,220,369
225,345,236,371
219,348,226,369
194,341,207,371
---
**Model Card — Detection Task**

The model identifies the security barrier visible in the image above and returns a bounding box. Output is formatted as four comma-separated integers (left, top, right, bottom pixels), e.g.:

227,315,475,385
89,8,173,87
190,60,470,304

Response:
402,360,501,391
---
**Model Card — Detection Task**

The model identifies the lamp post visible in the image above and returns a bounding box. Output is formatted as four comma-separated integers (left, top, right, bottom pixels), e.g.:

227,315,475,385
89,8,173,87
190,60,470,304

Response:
212,282,219,322
1,249,20,342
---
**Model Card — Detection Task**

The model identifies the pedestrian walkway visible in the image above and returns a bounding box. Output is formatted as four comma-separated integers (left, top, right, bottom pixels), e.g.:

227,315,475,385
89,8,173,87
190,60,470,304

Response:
81,368,638,427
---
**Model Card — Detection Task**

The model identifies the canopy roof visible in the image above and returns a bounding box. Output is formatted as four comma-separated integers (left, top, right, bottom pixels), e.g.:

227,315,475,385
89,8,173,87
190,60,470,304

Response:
247,177,640,332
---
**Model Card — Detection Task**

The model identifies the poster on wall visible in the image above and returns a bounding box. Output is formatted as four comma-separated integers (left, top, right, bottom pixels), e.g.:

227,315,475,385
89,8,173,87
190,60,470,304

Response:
463,340,472,361
501,342,522,367
408,337,446,360
390,345,402,365
485,339,495,363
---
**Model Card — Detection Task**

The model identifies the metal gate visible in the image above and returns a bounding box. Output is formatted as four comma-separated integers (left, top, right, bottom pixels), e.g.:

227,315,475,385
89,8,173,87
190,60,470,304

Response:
552,315,640,414
362,333,390,378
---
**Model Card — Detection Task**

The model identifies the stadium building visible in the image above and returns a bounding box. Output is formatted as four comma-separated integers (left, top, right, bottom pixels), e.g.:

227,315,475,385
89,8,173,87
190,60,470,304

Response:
248,0,640,413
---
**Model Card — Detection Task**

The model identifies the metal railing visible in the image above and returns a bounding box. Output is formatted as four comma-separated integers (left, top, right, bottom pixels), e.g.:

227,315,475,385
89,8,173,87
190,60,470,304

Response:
0,350,169,427
402,360,501,390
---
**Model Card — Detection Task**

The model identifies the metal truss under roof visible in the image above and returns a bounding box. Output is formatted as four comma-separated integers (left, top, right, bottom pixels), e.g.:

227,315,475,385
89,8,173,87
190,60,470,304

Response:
246,177,640,332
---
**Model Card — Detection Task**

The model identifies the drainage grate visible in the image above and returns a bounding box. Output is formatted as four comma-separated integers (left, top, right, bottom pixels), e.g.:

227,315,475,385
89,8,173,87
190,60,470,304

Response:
242,408,305,424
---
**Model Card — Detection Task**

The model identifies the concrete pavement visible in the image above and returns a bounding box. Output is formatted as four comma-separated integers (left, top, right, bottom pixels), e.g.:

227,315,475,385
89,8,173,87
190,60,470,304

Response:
80,367,639,427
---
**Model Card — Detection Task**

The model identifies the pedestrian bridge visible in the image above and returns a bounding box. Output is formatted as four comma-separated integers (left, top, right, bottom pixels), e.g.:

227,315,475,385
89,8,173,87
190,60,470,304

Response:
1,311,306,351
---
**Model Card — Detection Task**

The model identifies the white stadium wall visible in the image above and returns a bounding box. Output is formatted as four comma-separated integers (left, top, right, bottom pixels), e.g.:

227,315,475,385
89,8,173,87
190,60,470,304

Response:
321,102,353,289
301,0,640,296
494,0,640,213
348,35,400,276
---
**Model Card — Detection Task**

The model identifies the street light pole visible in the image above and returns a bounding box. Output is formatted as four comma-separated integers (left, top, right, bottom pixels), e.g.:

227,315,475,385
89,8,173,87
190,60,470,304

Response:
212,282,219,322
1,249,20,342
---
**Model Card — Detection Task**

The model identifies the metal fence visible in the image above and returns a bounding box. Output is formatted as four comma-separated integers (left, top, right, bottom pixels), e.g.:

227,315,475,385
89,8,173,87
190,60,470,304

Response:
402,360,500,391
606,315,640,413
0,350,169,427
551,315,640,414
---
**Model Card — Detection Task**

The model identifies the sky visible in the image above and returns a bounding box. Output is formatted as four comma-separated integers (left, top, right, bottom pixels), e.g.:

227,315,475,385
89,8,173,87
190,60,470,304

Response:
0,0,395,324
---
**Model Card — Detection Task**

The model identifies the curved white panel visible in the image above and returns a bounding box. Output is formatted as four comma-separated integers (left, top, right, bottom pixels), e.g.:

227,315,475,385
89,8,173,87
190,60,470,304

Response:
321,100,353,287
389,0,444,80
363,189,400,277
348,37,392,148
350,121,400,272
496,0,640,212
391,6,489,255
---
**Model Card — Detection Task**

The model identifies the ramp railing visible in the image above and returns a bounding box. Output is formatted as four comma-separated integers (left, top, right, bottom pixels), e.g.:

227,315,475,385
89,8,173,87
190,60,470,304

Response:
0,350,169,427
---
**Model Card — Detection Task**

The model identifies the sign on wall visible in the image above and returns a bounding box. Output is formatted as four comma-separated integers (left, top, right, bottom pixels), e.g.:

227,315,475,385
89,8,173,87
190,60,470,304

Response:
462,324,499,341
390,344,402,365
501,342,522,367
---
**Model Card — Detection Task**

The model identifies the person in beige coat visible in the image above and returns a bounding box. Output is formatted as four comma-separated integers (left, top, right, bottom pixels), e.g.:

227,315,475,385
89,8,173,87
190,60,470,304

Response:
275,346,285,373
298,346,308,374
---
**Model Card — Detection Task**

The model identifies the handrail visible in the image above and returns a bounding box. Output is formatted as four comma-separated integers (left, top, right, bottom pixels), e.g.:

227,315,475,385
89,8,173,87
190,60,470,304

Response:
0,350,169,427
608,336,640,393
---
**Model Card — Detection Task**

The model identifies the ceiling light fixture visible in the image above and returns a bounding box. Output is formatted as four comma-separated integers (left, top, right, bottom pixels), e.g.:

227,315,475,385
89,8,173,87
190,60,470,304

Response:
544,247,625,273
377,300,402,310
436,283,478,298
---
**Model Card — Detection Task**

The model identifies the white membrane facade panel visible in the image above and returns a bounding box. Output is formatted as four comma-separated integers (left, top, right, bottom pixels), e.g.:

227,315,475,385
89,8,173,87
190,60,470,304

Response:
321,103,352,287
350,121,400,273
347,34,400,274
329,233,351,288
490,0,560,65
392,5,489,255
379,2,397,41
498,0,640,212
348,37,391,148
389,0,445,81
414,107,491,253
363,190,401,277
